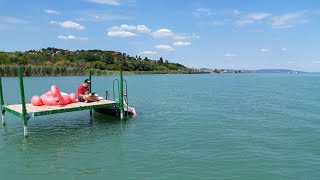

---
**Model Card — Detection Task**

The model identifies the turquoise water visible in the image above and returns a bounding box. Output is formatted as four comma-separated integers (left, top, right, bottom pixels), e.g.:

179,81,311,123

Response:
0,74,320,179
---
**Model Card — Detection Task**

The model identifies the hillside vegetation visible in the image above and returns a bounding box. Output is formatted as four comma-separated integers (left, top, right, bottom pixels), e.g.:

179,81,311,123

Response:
0,47,201,76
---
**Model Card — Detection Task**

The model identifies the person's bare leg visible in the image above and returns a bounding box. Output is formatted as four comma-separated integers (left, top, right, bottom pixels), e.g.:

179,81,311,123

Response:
83,95,93,102
130,107,137,115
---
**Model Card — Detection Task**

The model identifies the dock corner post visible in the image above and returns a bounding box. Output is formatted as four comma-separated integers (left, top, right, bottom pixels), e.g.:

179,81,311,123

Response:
1,110,5,126
119,69,124,119
88,69,92,93
88,69,92,116
18,67,28,137
0,77,6,126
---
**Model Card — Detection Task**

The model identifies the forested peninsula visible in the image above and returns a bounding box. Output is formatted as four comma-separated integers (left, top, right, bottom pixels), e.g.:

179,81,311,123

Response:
0,47,202,77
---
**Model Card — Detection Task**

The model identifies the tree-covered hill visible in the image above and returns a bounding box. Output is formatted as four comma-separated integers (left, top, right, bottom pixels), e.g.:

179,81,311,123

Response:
0,47,198,76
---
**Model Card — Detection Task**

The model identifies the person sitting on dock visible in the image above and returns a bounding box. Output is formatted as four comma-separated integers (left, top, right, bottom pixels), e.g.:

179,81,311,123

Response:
123,93,137,115
78,79,99,102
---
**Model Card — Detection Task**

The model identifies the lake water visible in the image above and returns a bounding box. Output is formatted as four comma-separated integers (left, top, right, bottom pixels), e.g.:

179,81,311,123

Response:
0,73,319,179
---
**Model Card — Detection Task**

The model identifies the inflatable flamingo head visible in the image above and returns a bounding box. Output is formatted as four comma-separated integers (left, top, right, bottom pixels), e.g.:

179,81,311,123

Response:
51,85,59,97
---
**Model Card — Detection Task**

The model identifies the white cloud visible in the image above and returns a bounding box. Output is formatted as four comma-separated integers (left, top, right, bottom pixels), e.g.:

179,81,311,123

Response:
312,61,320,64
107,30,137,37
236,11,308,28
152,29,186,40
193,8,213,18
236,12,271,26
173,41,191,47
74,10,130,22
152,29,173,38
260,49,270,52
108,24,151,33
87,0,120,5
107,24,150,37
109,24,135,31
287,61,293,64
174,35,187,40
107,25,194,40
281,48,288,51
271,11,308,29
0,16,28,24
50,20,85,30
136,25,151,33
224,53,237,57
44,9,60,15
77,14,129,22
141,51,157,55
155,45,174,51
247,13,272,20
57,35,88,40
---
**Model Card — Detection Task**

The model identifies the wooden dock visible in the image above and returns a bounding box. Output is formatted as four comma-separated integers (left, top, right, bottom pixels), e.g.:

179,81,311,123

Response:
3,100,118,118
0,67,126,137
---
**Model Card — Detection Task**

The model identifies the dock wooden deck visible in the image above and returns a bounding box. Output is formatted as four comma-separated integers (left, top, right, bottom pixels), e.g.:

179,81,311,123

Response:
3,100,119,118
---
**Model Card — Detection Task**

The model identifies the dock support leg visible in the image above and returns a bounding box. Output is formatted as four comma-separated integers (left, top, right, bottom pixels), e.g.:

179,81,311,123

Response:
119,69,124,120
2,110,5,126
22,115,29,137
18,67,28,137
22,116,29,137
24,125,28,137
0,77,5,126
120,110,124,119
88,70,93,118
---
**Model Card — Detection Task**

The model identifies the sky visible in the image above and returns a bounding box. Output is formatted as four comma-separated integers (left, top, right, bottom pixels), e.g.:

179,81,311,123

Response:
0,0,320,71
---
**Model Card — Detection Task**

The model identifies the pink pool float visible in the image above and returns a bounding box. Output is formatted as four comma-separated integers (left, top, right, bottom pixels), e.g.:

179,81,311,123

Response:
31,85,76,106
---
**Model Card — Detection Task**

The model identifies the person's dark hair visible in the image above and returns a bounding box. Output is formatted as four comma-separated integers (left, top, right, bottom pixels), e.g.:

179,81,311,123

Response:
84,79,91,83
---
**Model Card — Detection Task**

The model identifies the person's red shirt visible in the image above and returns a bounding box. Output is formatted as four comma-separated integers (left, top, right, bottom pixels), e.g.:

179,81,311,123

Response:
78,84,89,99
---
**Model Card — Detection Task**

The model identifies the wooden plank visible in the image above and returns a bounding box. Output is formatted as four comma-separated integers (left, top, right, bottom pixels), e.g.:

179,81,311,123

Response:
4,100,118,115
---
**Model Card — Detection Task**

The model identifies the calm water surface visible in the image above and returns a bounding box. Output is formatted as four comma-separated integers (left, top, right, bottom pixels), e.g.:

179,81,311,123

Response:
0,74,319,179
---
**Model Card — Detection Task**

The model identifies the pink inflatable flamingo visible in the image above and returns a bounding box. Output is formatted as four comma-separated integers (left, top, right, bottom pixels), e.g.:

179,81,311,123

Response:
31,85,76,106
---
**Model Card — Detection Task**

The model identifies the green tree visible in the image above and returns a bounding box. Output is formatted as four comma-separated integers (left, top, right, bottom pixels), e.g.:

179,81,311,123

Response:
90,61,106,70
158,57,164,65
0,52,10,64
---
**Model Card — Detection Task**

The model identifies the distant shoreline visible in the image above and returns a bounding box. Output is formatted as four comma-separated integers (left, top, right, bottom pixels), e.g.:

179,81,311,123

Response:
201,69,306,74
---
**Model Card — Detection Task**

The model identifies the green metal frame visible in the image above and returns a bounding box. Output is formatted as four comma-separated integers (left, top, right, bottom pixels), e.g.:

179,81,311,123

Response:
113,79,119,100
0,77,4,108
89,69,92,93
2,106,22,117
123,79,128,115
18,68,28,125
111,69,128,118
88,70,92,116
119,69,124,119
0,77,6,125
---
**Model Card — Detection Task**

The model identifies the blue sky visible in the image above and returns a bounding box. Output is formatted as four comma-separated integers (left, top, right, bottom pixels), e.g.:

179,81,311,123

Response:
0,0,320,71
